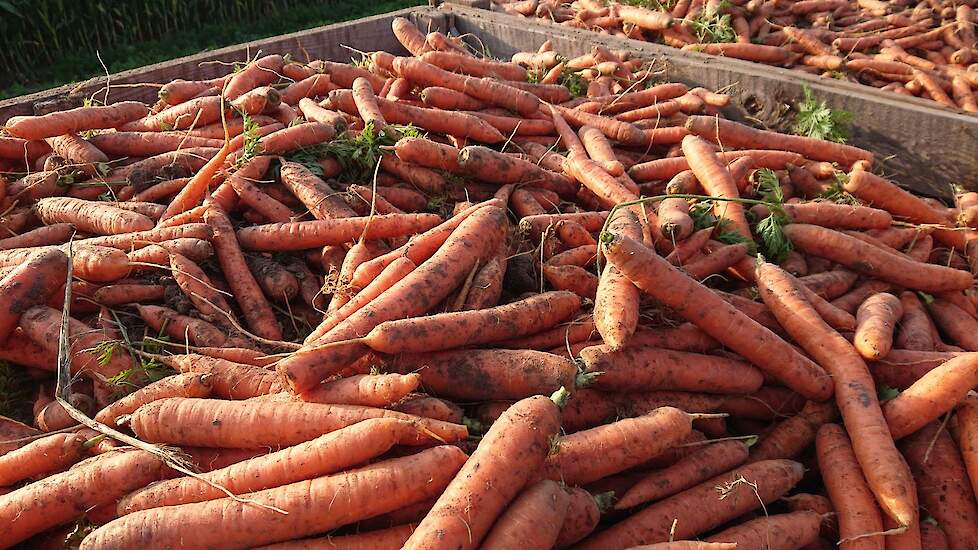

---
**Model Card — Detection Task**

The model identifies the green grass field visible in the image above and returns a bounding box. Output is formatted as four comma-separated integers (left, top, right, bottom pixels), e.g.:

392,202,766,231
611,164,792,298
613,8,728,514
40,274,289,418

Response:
0,0,423,100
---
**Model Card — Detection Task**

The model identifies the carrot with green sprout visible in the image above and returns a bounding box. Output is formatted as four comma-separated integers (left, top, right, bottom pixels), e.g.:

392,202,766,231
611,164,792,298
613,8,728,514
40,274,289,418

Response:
402,394,562,550
82,446,466,550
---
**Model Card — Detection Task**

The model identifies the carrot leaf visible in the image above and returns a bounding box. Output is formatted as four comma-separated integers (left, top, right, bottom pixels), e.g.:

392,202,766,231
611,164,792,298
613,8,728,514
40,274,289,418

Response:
558,69,588,99
234,112,262,167
687,1,736,44
877,384,901,401
793,87,852,143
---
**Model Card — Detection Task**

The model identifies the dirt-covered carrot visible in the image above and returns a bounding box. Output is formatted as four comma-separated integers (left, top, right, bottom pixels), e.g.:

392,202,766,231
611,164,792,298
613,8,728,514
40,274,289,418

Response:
577,459,803,549
91,283,164,306
705,511,822,549
128,397,466,448
278,160,356,221
457,145,577,197
19,305,134,379
0,432,86,487
168,251,233,322
157,354,283,400
882,352,978,439
755,260,917,528
299,373,420,407
593,210,642,350
421,50,528,81
384,348,577,401
4,102,148,140
783,224,973,292
481,480,569,550
135,304,228,348
0,248,67,343
235,213,441,251
748,400,837,462
82,446,466,550
926,298,978,351
616,440,750,510
117,417,420,515
854,292,903,360
402,394,562,550
895,291,936,351
94,373,211,429
36,197,154,235
958,395,978,501
360,290,580,354
681,135,751,239
602,232,832,400
253,524,416,550
0,449,164,547
901,423,978,550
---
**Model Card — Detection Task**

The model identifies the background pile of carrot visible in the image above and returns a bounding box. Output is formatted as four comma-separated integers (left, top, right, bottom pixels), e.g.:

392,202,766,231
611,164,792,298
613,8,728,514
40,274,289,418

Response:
0,14,976,550
492,0,978,113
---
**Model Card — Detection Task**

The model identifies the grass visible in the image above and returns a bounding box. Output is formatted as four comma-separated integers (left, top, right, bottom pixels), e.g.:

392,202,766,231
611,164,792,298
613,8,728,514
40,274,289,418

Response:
0,0,423,100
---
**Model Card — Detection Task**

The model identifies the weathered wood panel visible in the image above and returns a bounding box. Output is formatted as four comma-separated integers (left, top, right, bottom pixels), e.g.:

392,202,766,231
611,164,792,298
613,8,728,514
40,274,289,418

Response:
430,4,978,197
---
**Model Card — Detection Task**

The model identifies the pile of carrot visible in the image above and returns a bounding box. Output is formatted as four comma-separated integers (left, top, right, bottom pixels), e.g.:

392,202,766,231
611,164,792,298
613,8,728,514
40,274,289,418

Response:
0,14,977,550
493,0,978,112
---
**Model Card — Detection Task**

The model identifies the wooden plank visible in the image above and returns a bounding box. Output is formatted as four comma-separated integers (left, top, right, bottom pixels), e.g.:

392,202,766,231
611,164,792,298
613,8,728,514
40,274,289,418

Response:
0,7,445,122
427,4,978,198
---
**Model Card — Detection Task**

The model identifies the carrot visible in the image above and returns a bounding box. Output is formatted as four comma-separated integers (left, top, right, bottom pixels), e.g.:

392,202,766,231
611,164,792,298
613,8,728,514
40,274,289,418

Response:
920,523,952,550
882,352,978,439
0,432,86,487
253,524,416,550
457,145,577,197
580,344,763,394
80,222,213,250
657,197,694,241
385,348,577,401
360,290,580,354
854,292,903,360
543,264,598,299
127,397,466,448
576,459,804,549
957,395,978,502
816,423,886,549
681,135,751,238
309,60,385,91
749,400,837,462
223,54,284,100
901,423,978,550
82,446,466,550
579,125,625,176
168,251,233,322
296,97,347,130
564,155,638,207
91,283,164,306
552,488,605,548
894,291,936,351
683,242,750,280
4,102,148,140
391,17,432,56
127,240,213,272
616,440,750,509
705,511,822,549
420,86,485,110
421,50,527,82
94,373,210,430
281,206,506,391
392,56,540,116
36,197,153,235
235,213,440,251
378,155,446,194
280,74,335,105
631,150,804,182
593,210,642,350
158,353,283,400
19,305,133,379
158,143,231,223
783,224,973,292
204,206,282,340
603,232,832,400
831,280,895,315
299,373,420,407
392,395,463,424
481,480,569,550
755,260,917,528
278,160,357,221
45,133,108,177
246,254,299,303
117,417,420,515
0,248,67,343
351,76,387,129
250,122,335,158
684,115,873,166
394,136,462,173
402,394,562,550
327,90,504,144
926,298,978,351
627,544,737,550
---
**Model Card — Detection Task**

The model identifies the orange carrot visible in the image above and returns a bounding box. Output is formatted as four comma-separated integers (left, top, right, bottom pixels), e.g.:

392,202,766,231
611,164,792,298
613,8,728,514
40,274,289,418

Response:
926,298,978,351
704,511,822,549
20,305,134,379
883,352,978,439
278,159,357,221
0,248,67,343
391,17,432,56
223,54,284,100
0,432,86,487
457,145,577,197
481,480,569,550
299,373,420,407
36,197,154,235
159,353,283,400
234,213,441,251
4,102,148,140
854,292,903,360
421,50,527,81
816,423,885,549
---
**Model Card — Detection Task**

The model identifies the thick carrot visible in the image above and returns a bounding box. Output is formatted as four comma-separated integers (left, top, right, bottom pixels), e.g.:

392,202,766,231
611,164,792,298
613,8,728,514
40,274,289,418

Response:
392,395,463,424
352,76,387,128
91,283,165,305
581,345,763,394
280,206,506,392
94,373,211,429
593,210,642,350
204,206,282,340
882,352,978,439
926,299,978,351
402,394,561,550
0,432,86,487
45,133,108,176
755,260,917,528
392,17,432,56
135,304,228,347
576,459,804,549
854,292,903,360
816,423,885,550
82,446,466,550
4,102,148,140
684,115,873,166
299,373,419,407
481,480,569,550
957,395,978,502
895,291,936,351
280,74,335,105
360,290,580,354
457,145,577,197
616,440,750,509
0,248,68,343
127,397,466,448
901,423,978,550
19,305,134,379
235,213,441,251
543,264,598,299
297,97,347,130
36,197,154,235
0,449,164,547
223,54,284,100
749,400,837,462
705,511,822,549
117,417,419,515
393,136,462,173
564,155,638,207
579,125,625,176
379,155,447,194
602,232,832,401
158,354,283,400
420,86,485,110
278,160,357,221
682,135,751,238
783,224,973,292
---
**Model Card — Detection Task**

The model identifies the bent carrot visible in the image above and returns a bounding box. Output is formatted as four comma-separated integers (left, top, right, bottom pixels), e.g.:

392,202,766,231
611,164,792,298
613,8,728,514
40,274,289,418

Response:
882,352,978,439
854,292,903,360
0,248,67,343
